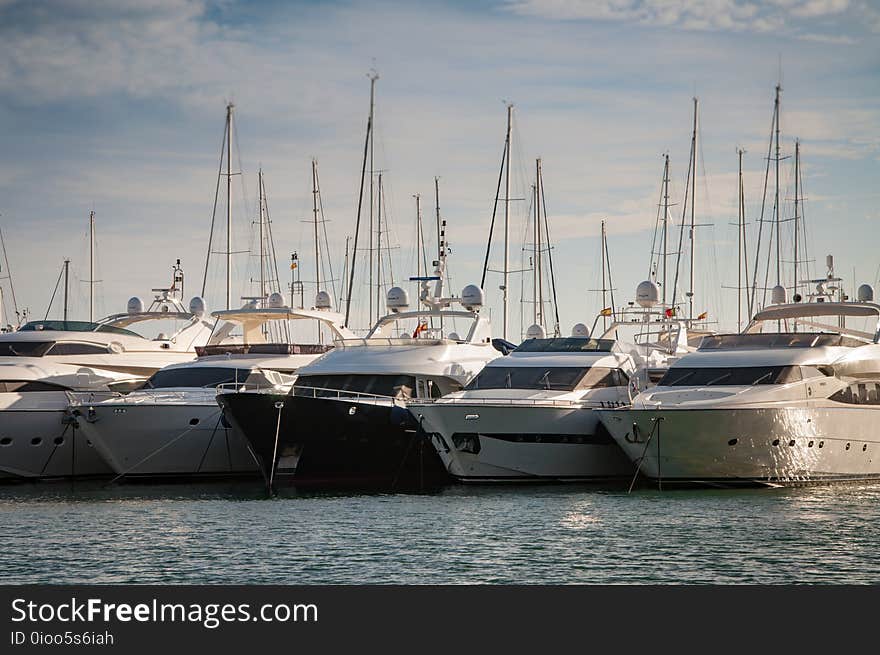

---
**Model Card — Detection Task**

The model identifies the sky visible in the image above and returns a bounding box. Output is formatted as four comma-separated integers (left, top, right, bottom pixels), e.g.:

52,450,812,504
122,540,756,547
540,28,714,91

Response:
0,0,878,340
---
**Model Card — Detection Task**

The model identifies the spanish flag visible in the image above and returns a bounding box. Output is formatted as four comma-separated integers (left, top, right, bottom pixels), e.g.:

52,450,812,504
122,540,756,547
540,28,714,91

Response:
697,311,708,320
599,307,613,317
664,307,676,318
412,321,428,338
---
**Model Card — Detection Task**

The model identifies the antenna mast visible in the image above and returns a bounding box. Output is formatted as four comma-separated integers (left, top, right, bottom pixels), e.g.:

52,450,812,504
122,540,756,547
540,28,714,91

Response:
662,154,670,308
63,259,70,323
793,139,800,302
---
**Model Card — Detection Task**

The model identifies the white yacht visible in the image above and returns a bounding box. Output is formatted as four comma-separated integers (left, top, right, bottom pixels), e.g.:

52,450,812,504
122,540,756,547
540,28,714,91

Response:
0,280,214,479
598,279,880,486
408,285,695,483
71,296,353,480
218,262,501,489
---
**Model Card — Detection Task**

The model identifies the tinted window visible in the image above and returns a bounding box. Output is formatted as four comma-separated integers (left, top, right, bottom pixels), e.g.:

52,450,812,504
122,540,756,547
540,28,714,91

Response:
19,321,139,337
659,366,799,386
295,374,417,399
699,333,864,350
46,342,110,355
0,380,71,392
0,341,54,357
514,338,615,353
464,366,623,391
143,367,250,389
831,381,880,405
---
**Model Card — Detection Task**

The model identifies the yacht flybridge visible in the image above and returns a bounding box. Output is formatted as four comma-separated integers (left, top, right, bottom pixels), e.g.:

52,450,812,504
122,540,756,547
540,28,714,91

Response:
409,282,696,483
0,267,214,479
598,269,880,487
218,260,500,490
71,293,353,480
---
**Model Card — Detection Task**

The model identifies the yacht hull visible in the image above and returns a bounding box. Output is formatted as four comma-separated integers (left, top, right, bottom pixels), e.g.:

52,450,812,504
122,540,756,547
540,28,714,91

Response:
411,402,633,482
218,392,450,489
72,401,258,479
0,391,114,479
598,406,880,486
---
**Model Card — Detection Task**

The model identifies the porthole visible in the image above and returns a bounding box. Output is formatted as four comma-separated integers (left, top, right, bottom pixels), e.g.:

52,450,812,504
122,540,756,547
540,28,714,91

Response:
846,443,851,451
189,418,200,426
863,444,868,452
772,439,780,446
789,439,796,447
808,440,814,448
30,437,42,446
0,437,11,446
53,436,64,446
728,438,738,446
818,441,824,448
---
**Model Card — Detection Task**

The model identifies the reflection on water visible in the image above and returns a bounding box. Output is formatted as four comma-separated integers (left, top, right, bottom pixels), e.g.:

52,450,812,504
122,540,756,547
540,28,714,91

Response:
2,481,880,584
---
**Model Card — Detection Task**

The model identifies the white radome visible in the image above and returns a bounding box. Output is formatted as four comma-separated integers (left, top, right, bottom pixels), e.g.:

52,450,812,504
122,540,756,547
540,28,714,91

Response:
636,280,660,308
460,284,484,311
386,287,409,312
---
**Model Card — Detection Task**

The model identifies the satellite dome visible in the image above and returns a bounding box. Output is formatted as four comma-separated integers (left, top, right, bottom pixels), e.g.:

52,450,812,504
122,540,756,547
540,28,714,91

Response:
461,284,484,311
858,284,874,302
571,323,590,337
771,284,787,305
636,281,660,308
315,290,333,310
188,296,206,317
447,332,461,341
126,297,145,314
267,292,285,309
525,324,545,339
386,287,409,312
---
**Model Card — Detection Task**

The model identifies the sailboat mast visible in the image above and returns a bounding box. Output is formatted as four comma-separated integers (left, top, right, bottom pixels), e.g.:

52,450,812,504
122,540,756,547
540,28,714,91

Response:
503,103,512,340
312,159,321,300
377,172,383,314
688,97,698,322
368,76,377,323
344,74,377,328
737,148,744,330
88,210,95,322
63,259,70,323
434,177,442,262
414,194,422,279
0,227,18,322
601,219,608,331
774,83,781,289
793,140,800,302
532,180,538,326
225,103,233,310
258,169,266,304
536,158,544,330
662,154,670,309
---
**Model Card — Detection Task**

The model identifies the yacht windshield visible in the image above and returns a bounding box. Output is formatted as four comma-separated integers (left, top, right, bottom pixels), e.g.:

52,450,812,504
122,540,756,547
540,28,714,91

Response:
514,338,616,353
464,366,625,391
143,367,252,389
294,374,417,399
19,321,140,337
659,366,802,386
698,333,864,350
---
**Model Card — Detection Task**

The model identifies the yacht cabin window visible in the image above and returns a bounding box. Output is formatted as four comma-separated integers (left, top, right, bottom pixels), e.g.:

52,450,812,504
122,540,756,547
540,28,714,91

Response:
659,365,807,387
294,374,418,399
464,366,626,391
143,367,253,390
0,380,72,392
0,342,54,357
45,342,112,355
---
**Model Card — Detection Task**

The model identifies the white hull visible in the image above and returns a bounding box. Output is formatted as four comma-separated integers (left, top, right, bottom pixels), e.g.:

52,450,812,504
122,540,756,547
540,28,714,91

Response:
412,402,634,482
599,404,880,485
73,399,258,478
0,391,115,479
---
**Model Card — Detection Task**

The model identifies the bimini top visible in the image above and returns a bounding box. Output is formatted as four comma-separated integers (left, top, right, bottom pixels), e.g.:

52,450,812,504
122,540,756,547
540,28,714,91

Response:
743,301,880,344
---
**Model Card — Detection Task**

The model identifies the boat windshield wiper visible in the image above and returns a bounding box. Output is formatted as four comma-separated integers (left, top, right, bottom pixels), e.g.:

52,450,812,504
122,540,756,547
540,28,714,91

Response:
705,372,732,386
751,371,775,385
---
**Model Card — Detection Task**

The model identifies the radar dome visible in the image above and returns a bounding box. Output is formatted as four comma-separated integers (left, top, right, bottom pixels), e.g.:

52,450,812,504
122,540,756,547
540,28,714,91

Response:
525,324,545,339
448,332,461,341
188,296,206,317
315,290,333,310
771,284,787,305
268,292,285,309
461,284,485,311
636,281,660,308
386,287,409,312
858,284,874,302
126,297,145,314
571,323,590,337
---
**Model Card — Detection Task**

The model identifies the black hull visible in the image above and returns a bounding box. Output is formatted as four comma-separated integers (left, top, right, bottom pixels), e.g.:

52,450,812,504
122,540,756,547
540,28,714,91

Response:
217,392,451,490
